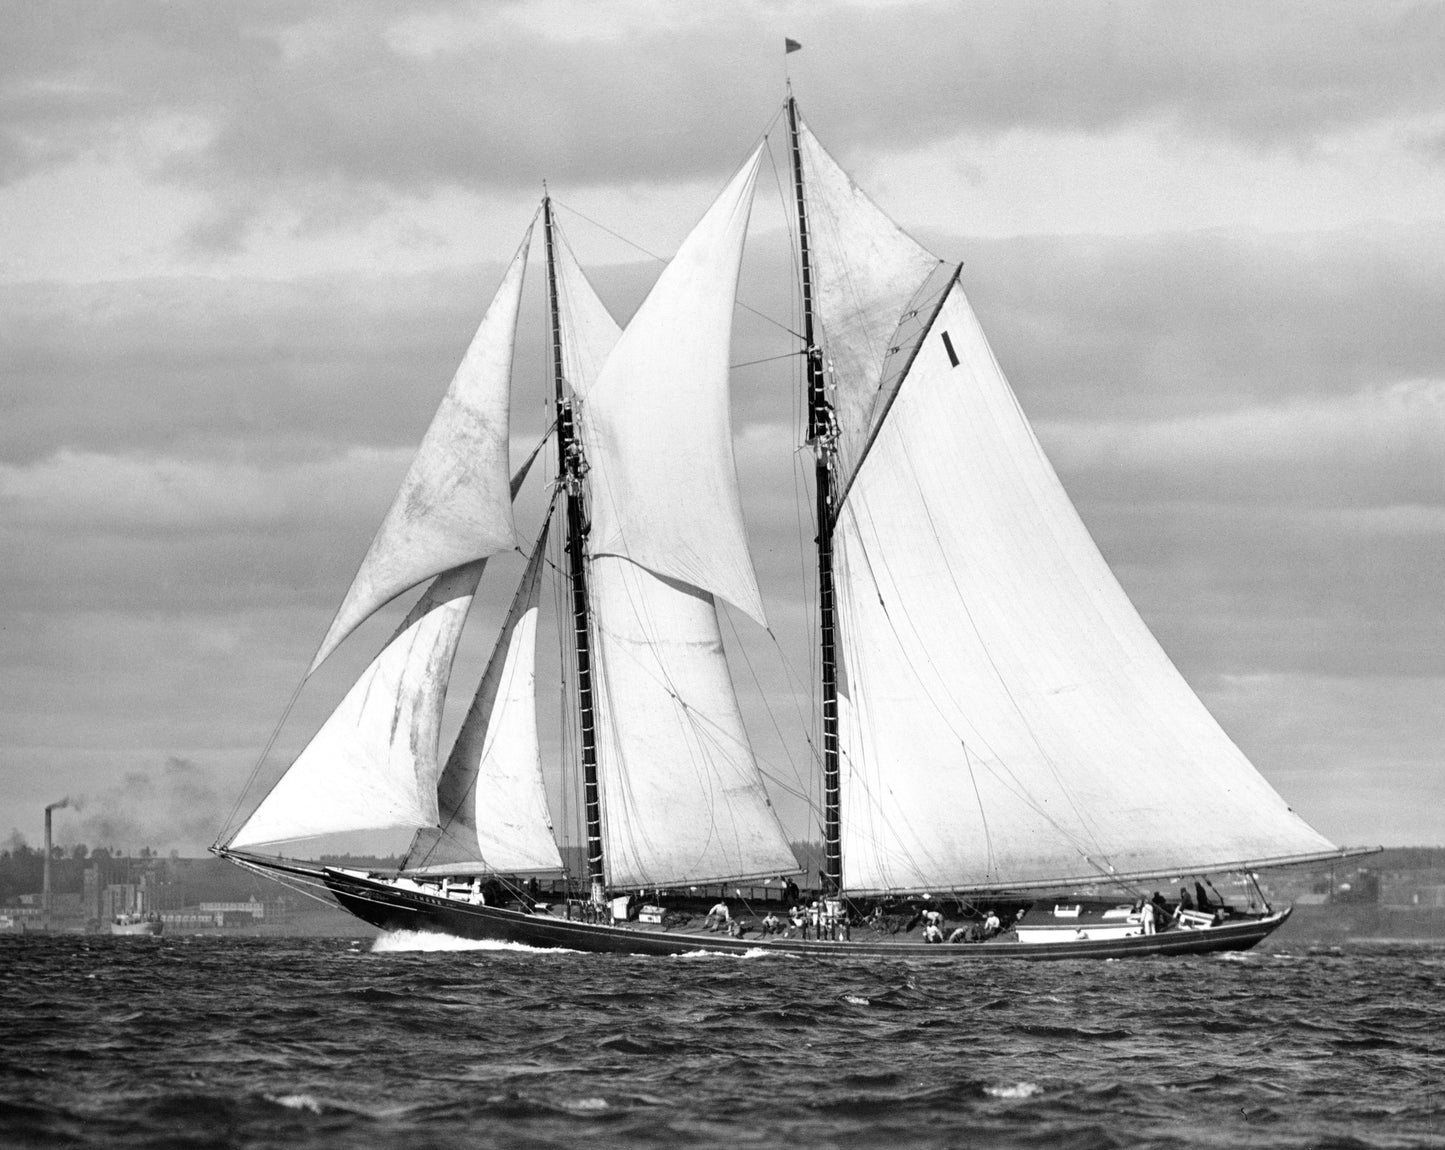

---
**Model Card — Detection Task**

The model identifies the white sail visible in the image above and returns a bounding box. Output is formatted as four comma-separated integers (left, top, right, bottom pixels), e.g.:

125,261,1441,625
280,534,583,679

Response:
581,148,768,626
231,563,483,848
797,119,950,488
552,220,622,395
587,555,798,887
406,519,560,875
568,157,798,887
831,278,1340,893
310,227,533,673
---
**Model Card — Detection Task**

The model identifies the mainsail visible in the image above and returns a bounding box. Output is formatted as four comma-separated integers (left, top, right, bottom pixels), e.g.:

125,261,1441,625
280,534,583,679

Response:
310,226,534,673
797,113,1340,893
575,149,798,887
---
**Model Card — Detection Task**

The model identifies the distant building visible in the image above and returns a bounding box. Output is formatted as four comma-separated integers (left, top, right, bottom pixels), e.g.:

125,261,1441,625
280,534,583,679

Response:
199,897,269,923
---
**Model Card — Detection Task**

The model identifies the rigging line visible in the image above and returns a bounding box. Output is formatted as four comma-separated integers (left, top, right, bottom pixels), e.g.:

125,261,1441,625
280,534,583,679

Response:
552,198,802,344
718,603,813,816
227,861,338,909
752,764,815,806
731,350,807,370
552,199,667,264
213,674,306,848
762,614,822,777
962,742,997,881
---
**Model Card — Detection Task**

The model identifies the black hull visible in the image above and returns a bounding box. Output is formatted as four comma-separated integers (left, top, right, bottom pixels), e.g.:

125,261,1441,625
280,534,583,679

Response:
322,869,1290,961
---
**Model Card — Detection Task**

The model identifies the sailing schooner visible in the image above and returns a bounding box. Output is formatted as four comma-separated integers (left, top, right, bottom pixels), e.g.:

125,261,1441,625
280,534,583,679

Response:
214,97,1368,959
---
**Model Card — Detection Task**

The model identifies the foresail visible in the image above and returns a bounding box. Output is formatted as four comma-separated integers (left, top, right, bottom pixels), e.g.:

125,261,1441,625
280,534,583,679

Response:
230,563,483,849
797,117,950,489
832,280,1340,892
589,555,799,888
406,518,561,876
581,148,768,626
310,226,533,673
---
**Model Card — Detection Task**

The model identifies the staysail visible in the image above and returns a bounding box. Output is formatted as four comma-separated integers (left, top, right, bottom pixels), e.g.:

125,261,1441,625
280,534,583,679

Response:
404,514,561,876
795,120,953,492
310,225,534,673
575,150,799,887
798,115,1340,893
583,149,769,628
230,562,484,848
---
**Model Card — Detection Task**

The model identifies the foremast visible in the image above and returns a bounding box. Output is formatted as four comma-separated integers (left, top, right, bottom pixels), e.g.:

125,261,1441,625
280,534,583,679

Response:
543,193,606,907
787,95,842,898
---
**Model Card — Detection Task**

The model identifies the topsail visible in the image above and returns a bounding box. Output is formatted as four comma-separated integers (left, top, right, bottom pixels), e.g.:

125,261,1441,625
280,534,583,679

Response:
583,148,769,628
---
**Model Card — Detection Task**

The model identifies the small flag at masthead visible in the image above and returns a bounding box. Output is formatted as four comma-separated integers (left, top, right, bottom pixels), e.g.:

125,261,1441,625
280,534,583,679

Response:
785,38,802,53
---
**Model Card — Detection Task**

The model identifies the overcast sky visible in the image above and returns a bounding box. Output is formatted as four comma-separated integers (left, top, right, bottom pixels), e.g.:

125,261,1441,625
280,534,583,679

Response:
3,0,1442,859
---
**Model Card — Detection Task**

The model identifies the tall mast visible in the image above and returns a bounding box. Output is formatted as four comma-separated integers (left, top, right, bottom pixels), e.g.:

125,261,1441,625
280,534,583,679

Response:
543,194,606,906
786,96,841,897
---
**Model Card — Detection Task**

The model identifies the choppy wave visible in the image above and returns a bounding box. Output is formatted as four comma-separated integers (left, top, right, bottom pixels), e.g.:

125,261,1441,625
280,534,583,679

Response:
1,935,1440,1149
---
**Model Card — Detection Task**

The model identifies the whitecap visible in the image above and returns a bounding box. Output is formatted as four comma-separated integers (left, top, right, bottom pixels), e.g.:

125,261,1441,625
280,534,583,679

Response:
370,930,576,954
669,946,780,960
563,1097,609,1112
267,1093,325,1114
984,1082,1042,1099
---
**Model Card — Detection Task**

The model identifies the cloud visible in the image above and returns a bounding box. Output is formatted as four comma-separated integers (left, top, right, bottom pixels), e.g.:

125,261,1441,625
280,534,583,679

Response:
954,227,1445,421
1040,379,1445,510
4,3,1442,247
1205,672,1445,845
0,251,666,462
0,445,410,531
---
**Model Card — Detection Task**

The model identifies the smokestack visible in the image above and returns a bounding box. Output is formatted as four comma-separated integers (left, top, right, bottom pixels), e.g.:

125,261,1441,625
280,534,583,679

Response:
43,798,69,926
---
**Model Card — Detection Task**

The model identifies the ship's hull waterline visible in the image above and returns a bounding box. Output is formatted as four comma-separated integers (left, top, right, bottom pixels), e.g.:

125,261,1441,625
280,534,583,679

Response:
322,868,1290,961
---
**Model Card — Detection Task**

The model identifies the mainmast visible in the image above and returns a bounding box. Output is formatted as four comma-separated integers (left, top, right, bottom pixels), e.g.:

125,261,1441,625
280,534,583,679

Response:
786,96,841,897
543,194,606,906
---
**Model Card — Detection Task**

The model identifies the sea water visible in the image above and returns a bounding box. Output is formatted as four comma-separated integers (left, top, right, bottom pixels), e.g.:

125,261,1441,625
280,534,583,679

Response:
0,934,1439,1148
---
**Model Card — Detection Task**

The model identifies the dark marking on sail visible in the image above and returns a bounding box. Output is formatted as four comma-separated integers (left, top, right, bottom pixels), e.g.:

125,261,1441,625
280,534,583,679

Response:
941,330,959,368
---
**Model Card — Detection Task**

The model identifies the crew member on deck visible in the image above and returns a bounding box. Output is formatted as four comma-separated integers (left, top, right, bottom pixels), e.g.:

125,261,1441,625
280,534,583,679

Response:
705,900,731,932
